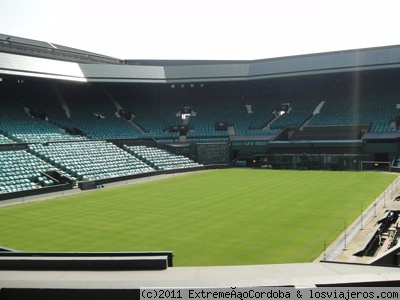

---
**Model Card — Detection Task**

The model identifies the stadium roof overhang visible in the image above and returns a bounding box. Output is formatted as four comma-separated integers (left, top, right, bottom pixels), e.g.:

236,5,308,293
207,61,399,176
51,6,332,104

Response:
1,42,400,83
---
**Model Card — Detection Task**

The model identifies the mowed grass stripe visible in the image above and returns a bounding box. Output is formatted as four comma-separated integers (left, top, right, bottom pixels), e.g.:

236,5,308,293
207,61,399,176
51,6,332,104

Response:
0,169,396,266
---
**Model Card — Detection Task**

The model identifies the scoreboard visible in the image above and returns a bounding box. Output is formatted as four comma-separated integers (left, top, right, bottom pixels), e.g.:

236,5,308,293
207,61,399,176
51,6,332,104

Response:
196,142,230,164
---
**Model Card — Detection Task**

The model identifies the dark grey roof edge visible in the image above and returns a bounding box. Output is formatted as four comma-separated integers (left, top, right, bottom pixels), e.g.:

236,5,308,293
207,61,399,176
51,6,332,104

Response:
2,33,400,82
126,44,400,67
3,32,400,67
125,59,252,66
0,33,122,63
251,44,400,64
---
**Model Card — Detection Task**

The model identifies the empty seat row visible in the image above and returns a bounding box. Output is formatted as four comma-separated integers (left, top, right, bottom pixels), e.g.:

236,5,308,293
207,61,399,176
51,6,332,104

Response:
124,145,202,170
0,150,56,194
29,141,155,181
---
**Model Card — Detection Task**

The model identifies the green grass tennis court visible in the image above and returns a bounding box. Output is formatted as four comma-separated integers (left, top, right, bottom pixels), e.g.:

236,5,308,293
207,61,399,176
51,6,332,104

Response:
0,169,397,266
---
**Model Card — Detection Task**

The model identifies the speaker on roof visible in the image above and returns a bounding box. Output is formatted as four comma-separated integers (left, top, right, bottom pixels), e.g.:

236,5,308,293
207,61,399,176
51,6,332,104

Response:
118,108,134,120
215,121,229,131
168,125,180,132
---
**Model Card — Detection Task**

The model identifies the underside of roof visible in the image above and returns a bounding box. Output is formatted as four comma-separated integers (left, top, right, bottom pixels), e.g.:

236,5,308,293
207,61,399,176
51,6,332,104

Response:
1,33,400,83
